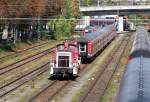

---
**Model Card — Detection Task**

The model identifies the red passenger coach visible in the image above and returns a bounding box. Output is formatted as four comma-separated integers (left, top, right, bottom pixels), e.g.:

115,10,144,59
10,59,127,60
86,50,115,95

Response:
49,41,81,78
78,23,117,63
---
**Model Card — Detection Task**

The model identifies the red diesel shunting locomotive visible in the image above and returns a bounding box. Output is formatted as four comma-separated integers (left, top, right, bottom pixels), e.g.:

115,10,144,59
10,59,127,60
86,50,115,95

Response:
49,40,81,78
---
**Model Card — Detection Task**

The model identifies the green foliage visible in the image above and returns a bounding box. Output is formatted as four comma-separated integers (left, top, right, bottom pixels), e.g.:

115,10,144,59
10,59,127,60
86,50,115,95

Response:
47,0,81,40
0,43,15,51
65,0,74,18
83,0,92,6
65,0,81,18
54,16,72,40
41,31,49,40
48,20,56,31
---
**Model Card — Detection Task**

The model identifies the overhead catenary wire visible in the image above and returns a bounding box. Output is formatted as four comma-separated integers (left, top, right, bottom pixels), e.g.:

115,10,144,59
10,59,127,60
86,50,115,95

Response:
0,18,149,21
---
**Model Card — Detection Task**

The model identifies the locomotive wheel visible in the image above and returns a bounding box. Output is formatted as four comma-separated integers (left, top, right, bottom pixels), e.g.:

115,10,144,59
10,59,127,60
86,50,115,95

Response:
71,75,77,80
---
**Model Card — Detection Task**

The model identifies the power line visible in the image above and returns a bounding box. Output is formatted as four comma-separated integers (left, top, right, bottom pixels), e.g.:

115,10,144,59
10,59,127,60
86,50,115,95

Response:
0,18,149,21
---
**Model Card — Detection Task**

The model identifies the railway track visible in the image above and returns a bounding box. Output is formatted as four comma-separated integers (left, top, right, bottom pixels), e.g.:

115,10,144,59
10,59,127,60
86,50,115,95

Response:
0,35,129,100
79,36,130,102
0,41,50,60
30,80,69,102
29,35,127,102
0,62,49,97
0,47,54,88
29,64,88,102
0,48,52,75
0,43,58,97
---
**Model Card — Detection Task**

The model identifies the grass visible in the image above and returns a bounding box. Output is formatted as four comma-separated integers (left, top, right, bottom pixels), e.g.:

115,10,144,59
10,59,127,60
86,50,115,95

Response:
14,72,49,102
71,82,90,102
0,44,15,52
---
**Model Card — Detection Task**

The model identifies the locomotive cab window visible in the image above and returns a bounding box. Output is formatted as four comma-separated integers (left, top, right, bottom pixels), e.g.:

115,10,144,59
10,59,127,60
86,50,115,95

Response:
58,56,69,67
79,43,87,53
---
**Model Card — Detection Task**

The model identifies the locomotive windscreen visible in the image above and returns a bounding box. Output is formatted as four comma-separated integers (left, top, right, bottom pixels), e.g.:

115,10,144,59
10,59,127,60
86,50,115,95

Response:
58,56,69,67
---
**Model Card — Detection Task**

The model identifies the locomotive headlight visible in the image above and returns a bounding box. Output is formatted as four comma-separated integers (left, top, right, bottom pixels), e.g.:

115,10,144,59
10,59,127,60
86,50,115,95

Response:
73,63,78,75
50,63,54,74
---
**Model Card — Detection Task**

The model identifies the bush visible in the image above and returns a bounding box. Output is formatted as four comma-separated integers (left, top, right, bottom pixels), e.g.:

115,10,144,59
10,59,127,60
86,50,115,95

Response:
48,16,73,40
2,43,15,51
41,31,48,40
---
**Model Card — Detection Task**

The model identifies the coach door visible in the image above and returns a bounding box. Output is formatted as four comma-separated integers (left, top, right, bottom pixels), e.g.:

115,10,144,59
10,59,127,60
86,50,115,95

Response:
79,43,87,55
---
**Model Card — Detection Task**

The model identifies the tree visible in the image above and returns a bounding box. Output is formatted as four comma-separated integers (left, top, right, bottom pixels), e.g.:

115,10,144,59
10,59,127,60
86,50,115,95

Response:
24,0,48,40
0,0,8,17
25,0,47,16
51,16,72,40
64,0,81,18
48,0,81,40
